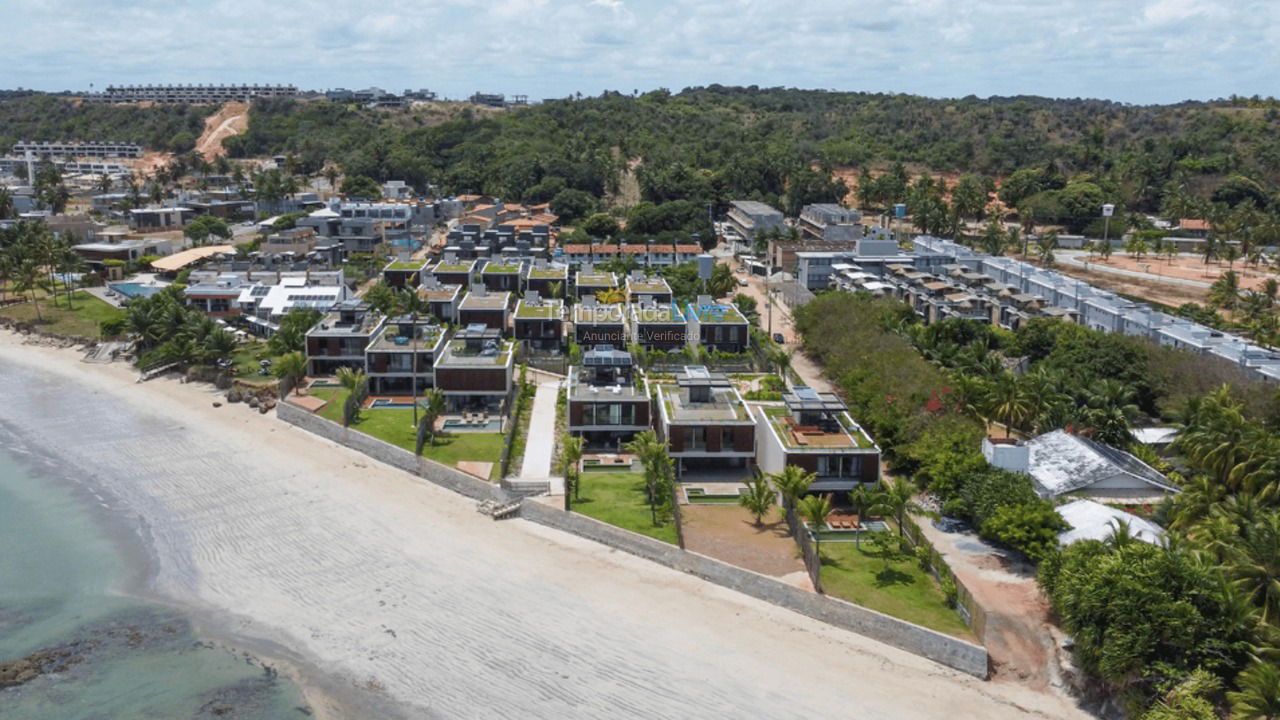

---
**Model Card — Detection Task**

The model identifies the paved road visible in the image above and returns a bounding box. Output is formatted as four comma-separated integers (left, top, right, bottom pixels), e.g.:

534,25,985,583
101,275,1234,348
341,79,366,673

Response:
716,249,835,393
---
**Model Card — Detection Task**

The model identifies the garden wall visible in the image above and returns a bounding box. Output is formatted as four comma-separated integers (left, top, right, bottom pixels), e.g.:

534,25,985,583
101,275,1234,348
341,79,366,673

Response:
277,401,988,678
520,501,989,678
276,400,509,503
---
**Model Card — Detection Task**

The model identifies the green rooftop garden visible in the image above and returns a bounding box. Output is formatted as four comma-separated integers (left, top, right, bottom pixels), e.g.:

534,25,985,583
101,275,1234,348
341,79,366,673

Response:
482,264,521,274
386,261,426,270
528,268,567,279
515,301,562,319
576,273,616,286
434,262,473,272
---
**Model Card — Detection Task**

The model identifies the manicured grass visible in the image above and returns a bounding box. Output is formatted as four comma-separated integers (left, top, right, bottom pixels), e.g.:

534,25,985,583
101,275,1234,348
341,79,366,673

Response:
506,384,537,475
818,540,974,639
307,388,504,471
0,292,125,340
571,471,677,544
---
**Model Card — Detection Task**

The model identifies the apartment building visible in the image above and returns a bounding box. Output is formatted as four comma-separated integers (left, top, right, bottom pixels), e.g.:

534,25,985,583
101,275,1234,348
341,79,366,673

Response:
10,141,143,159
89,84,298,104
798,204,862,243
725,200,784,240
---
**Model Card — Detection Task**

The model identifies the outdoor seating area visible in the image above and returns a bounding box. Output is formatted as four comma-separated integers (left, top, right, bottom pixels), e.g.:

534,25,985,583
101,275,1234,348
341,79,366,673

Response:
582,453,636,471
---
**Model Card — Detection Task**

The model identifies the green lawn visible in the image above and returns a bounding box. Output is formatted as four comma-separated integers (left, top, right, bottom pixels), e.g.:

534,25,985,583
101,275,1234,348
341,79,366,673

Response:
307,388,504,473
818,541,974,639
0,292,125,340
571,471,677,544
230,341,276,386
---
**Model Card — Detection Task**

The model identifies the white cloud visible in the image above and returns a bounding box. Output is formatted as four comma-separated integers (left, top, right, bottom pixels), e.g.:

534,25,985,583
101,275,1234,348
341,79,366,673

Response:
0,0,1276,103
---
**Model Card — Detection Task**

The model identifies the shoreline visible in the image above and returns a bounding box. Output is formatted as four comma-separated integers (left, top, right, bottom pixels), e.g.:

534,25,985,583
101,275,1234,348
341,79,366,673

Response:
0,328,1091,719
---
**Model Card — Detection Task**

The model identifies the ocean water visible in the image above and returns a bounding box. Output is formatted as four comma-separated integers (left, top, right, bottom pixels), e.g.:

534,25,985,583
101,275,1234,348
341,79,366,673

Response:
0,435,311,719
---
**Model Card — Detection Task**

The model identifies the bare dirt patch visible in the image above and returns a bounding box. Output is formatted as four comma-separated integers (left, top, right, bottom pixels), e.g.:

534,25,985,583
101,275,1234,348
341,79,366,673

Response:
196,101,250,161
680,504,804,578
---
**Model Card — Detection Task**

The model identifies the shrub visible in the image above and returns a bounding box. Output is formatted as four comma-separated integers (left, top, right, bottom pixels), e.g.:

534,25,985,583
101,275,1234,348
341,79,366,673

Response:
979,501,1068,562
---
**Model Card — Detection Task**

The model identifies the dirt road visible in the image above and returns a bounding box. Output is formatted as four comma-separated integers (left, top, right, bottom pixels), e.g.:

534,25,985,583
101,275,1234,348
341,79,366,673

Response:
196,101,250,161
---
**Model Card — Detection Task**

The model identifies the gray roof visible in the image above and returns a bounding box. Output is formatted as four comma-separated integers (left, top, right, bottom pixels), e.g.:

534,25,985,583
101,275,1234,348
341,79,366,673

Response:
1026,430,1179,498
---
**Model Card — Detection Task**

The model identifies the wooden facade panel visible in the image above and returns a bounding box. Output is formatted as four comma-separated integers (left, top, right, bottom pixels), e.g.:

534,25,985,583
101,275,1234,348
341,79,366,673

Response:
435,367,507,392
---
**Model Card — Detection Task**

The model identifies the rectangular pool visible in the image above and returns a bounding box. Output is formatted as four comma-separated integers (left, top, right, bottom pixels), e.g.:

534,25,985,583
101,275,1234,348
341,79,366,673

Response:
109,282,164,299
442,418,503,432
370,398,417,409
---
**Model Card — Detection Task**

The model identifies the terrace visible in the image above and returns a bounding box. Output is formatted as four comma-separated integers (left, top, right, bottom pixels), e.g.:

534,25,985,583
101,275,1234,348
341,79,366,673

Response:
514,296,563,320
458,290,511,312
435,325,513,367
686,299,748,324
527,266,568,281
573,301,625,325
659,367,749,423
434,261,476,274
385,260,427,271
761,389,876,450
366,319,447,352
481,262,523,275
568,346,647,400
631,303,686,325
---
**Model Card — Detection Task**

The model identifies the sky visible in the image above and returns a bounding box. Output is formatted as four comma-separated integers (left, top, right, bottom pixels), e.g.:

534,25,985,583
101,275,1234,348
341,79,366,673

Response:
3,0,1278,105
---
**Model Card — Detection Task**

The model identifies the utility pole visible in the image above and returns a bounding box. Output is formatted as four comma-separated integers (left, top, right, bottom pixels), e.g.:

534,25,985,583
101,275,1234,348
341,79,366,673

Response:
1101,203,1115,255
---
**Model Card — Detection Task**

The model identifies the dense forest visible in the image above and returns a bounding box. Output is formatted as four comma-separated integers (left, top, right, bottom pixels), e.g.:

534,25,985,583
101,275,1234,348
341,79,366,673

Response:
0,95,214,153
796,293,1280,719
5,87,1280,223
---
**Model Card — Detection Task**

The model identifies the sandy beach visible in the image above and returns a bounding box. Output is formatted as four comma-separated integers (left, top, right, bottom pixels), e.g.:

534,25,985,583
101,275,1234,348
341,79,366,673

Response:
0,330,1091,719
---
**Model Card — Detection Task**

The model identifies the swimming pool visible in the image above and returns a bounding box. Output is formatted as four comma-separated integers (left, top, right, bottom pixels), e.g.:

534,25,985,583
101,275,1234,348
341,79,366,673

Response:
442,418,503,432
369,398,417,409
109,282,164,299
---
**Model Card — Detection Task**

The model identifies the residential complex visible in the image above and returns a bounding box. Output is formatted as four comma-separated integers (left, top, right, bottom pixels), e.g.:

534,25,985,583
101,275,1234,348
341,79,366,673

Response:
10,141,143,158
725,200,785,240
87,84,299,103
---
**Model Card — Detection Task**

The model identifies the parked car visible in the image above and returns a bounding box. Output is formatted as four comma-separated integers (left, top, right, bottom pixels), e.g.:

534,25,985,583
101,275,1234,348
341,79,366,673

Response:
773,333,786,344
737,278,748,286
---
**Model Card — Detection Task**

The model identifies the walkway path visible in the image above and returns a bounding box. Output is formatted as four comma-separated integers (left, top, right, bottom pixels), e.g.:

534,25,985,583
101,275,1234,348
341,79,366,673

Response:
519,380,561,479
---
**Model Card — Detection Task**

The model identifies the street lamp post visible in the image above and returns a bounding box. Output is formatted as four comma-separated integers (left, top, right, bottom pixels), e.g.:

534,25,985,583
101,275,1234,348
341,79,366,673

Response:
1101,203,1115,255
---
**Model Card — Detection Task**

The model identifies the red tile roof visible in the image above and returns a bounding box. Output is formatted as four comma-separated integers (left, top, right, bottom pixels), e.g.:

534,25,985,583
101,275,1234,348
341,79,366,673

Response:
675,244,702,253
563,244,592,254
1179,218,1210,232
620,244,648,254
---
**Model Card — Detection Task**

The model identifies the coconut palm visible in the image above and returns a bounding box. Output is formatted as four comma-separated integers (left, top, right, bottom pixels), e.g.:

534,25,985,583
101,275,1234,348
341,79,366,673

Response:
847,484,876,548
985,372,1033,437
595,287,625,305
770,464,815,510
416,388,447,451
1229,660,1280,720
560,434,584,509
738,472,777,527
1209,270,1242,310
272,351,308,398
797,493,833,559
396,287,432,426
624,430,674,524
11,258,46,322
1035,231,1058,267
336,366,367,427
1224,513,1280,625
867,476,918,538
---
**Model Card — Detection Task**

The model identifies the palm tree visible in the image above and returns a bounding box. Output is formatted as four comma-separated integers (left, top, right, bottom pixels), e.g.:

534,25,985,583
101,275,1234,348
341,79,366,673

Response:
1036,231,1058,267
595,287,625,305
739,473,777,527
323,165,340,193
0,186,13,220
1229,660,1280,720
770,464,815,510
868,476,917,538
547,280,563,301
1225,513,1280,625
12,259,46,322
336,367,367,427
847,484,877,548
396,287,432,426
415,388,447,456
1209,270,1242,310
985,372,1033,438
560,434,584,510
797,493,833,560
272,351,308,398
624,430,674,525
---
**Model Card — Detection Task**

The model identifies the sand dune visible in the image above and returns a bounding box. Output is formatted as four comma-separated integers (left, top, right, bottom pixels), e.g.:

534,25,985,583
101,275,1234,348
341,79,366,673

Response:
0,332,1090,719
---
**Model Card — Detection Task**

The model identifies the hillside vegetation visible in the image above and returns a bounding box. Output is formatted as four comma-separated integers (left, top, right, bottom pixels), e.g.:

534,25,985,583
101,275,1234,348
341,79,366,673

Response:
0,95,215,154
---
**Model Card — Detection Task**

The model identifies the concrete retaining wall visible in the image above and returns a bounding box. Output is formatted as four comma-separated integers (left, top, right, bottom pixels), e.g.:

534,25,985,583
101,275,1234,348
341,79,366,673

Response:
277,401,508,503
520,501,989,678
277,401,987,678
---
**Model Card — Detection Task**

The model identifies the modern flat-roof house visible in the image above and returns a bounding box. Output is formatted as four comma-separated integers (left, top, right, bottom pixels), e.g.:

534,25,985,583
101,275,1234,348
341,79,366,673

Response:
754,388,881,492
457,289,512,333
432,325,515,412
630,301,687,351
431,257,477,288
183,274,251,319
685,296,750,352
726,200,785,241
364,317,448,394
625,272,673,304
416,276,463,323
513,293,564,350
984,430,1180,502
237,280,349,336
574,266,618,300
382,258,429,289
525,262,569,297
567,347,650,449
798,204,862,243
479,259,525,293
655,367,756,478
131,206,194,230
572,298,627,349
305,299,385,375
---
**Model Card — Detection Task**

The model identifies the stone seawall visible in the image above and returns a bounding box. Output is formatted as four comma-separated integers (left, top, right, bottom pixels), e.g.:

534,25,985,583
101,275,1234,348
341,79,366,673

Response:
277,401,988,678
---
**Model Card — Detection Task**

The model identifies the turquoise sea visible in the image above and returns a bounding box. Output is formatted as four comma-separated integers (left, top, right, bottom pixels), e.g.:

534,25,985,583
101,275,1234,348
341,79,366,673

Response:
0,433,311,719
